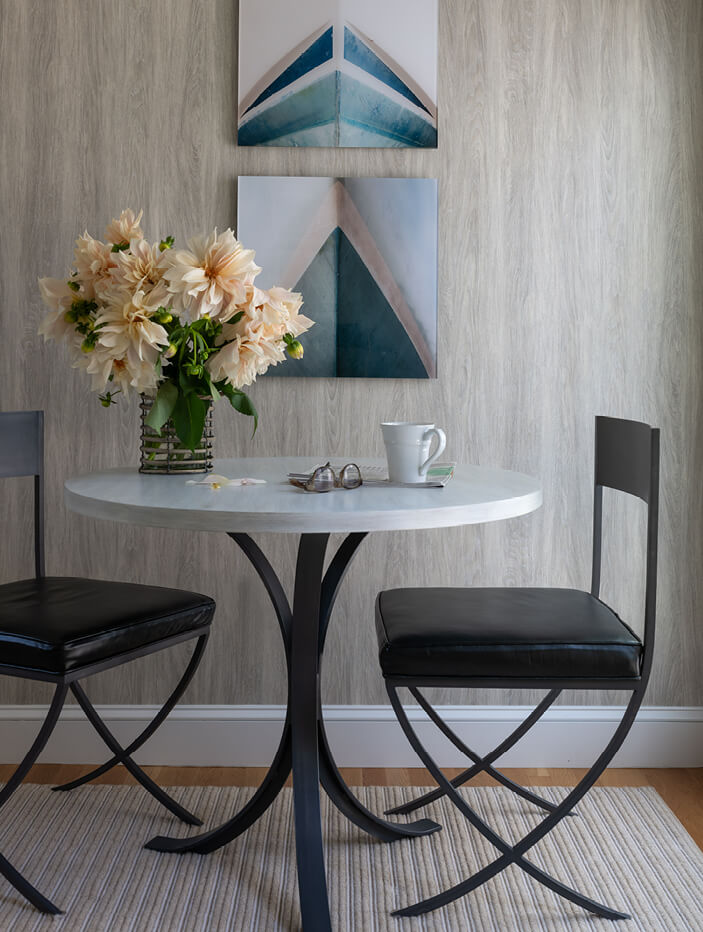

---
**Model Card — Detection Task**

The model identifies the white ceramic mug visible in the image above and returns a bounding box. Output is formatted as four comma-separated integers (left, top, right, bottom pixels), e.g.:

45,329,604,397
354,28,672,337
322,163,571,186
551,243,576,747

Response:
381,422,447,484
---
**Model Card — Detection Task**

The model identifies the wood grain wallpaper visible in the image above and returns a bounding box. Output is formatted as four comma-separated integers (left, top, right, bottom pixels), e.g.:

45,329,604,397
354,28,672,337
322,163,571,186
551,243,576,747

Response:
0,0,701,709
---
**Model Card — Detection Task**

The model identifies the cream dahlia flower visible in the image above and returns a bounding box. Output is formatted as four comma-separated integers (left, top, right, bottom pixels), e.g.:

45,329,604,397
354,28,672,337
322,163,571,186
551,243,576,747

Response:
105,209,144,246
94,286,169,374
38,277,80,342
207,284,313,389
262,286,314,338
221,284,313,346
163,228,261,321
206,333,285,389
73,233,115,300
81,347,161,395
111,238,168,293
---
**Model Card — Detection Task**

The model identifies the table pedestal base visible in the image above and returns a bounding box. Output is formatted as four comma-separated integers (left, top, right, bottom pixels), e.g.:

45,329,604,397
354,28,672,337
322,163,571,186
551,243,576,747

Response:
146,532,441,931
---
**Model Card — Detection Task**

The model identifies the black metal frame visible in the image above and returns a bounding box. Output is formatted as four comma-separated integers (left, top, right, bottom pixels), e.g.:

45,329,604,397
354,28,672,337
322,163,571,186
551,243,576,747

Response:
0,411,212,914
380,416,660,920
146,531,442,932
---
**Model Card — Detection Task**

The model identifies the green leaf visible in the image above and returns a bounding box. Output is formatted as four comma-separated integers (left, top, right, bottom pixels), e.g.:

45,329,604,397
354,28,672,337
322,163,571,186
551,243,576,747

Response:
144,380,178,434
205,375,220,402
227,389,258,434
172,392,207,451
178,367,197,395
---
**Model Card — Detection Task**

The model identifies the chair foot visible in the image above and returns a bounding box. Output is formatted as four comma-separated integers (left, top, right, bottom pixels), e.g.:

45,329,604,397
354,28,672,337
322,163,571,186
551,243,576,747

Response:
392,854,630,920
0,853,63,914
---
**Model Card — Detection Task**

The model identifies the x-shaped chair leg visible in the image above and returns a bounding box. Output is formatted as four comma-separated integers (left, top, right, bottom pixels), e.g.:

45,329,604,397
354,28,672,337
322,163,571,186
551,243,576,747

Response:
386,687,563,817
53,634,208,799
387,683,645,919
67,681,202,825
0,683,68,913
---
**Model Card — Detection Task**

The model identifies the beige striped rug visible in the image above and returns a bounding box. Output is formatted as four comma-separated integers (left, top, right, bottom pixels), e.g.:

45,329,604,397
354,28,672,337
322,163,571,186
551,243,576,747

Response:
0,784,701,930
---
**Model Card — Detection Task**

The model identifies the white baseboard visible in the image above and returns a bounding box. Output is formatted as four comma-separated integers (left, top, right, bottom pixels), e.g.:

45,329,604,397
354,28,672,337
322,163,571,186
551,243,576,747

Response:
0,704,701,768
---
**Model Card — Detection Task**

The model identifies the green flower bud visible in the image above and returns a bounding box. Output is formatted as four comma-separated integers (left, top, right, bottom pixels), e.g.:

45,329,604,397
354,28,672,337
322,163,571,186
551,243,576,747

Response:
159,236,175,251
100,397,111,408
64,308,78,323
81,339,95,353
286,340,304,359
67,280,80,292
164,343,177,359
154,309,173,324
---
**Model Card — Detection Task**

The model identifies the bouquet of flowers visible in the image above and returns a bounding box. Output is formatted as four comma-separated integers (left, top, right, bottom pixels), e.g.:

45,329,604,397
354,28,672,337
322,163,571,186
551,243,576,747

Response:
38,209,313,449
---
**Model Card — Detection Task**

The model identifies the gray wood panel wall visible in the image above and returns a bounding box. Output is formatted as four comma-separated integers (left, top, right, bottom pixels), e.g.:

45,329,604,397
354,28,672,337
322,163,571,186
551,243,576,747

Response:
0,0,701,708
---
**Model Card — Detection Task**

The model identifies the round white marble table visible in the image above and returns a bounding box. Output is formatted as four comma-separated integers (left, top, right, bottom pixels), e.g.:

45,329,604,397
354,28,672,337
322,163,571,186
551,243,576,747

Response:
65,457,542,932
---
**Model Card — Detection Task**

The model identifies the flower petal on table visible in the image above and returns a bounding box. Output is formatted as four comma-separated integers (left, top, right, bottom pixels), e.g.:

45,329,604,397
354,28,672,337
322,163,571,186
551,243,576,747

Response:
185,474,266,489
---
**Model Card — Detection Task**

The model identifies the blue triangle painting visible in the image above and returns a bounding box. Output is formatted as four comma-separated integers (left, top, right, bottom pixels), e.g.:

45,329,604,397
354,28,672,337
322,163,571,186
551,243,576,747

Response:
237,175,438,380
273,229,428,379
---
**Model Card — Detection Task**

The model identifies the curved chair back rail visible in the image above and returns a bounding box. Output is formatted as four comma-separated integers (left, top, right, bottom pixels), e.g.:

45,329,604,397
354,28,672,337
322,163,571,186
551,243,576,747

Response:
592,415,659,681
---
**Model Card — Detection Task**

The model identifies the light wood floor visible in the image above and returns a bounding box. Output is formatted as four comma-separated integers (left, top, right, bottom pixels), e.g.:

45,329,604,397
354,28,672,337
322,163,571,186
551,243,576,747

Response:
3,765,701,851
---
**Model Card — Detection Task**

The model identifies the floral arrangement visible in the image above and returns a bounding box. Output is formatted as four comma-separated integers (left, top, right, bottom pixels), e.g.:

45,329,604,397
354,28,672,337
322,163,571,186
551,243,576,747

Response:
38,209,313,449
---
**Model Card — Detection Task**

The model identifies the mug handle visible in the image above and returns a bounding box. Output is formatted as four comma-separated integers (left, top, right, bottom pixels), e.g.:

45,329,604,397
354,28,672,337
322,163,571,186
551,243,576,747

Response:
420,427,446,477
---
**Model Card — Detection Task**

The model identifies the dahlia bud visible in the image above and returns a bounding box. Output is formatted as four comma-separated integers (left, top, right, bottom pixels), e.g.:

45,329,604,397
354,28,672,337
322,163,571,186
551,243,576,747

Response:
286,340,304,359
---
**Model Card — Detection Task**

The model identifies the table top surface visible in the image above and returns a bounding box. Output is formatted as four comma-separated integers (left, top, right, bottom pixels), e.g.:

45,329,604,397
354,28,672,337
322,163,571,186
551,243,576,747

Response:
64,457,542,534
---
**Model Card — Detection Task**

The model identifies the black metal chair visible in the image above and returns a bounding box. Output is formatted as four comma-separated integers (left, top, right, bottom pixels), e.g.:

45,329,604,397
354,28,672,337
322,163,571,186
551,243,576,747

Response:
0,410,215,914
375,416,659,920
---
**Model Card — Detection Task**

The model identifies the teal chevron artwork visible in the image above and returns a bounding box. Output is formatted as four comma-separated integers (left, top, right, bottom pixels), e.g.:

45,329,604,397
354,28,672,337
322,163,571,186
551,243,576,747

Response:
238,0,437,148
237,177,438,378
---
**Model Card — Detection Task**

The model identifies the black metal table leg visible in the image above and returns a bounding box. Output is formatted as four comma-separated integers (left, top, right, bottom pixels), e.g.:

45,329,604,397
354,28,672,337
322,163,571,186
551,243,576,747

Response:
291,534,332,932
145,530,435,929
146,533,294,854
146,715,292,854
317,718,441,841
316,534,442,841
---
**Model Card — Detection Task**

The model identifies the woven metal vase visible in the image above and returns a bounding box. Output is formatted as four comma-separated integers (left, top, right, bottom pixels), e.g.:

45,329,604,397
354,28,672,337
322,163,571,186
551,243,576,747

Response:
139,395,214,474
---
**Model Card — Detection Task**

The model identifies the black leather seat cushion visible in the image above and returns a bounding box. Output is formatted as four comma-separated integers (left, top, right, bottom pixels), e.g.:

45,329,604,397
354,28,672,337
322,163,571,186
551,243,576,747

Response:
0,577,215,675
376,588,642,680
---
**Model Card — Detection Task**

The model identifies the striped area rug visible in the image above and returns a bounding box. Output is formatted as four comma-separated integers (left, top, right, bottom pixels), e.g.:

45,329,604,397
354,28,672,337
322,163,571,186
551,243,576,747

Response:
0,785,701,930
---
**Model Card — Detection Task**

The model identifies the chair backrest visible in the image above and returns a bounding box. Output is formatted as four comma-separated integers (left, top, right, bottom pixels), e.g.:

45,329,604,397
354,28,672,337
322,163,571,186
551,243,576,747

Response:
590,415,659,679
0,411,45,577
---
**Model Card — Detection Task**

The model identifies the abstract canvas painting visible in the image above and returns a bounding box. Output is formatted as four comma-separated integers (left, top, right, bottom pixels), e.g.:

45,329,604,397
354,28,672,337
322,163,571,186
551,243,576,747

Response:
237,176,437,378
238,0,438,148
